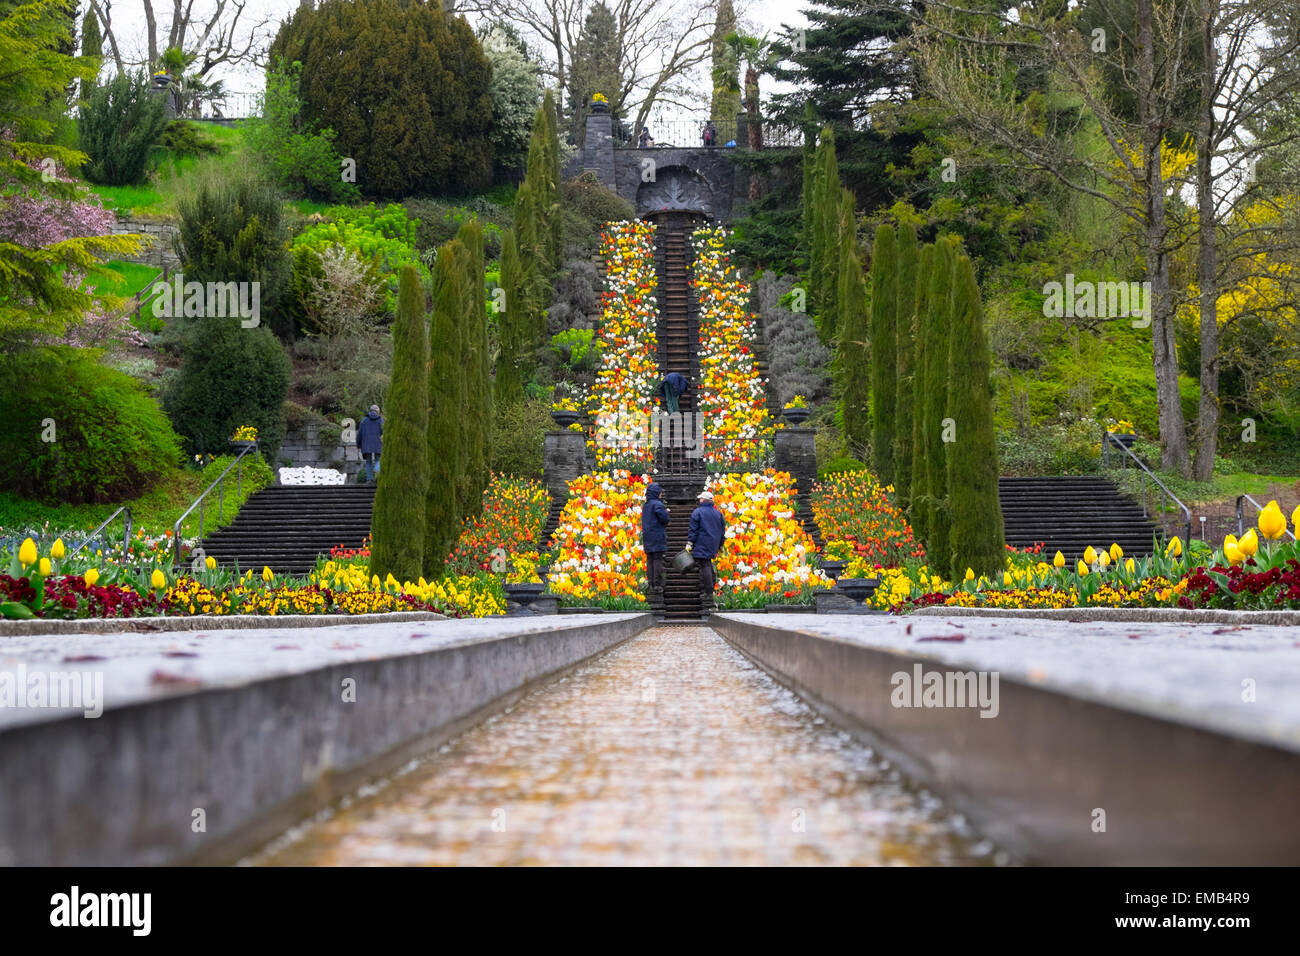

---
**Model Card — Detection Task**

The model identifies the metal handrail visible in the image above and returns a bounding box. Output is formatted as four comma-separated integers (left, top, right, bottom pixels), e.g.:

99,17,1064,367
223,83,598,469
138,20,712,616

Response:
173,442,258,566
1236,493,1298,541
68,506,132,560
1100,430,1193,545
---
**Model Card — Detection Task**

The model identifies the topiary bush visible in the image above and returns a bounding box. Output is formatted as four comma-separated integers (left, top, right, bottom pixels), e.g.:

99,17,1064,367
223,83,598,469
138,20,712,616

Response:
0,348,182,504
78,70,170,185
491,397,551,478
163,318,292,463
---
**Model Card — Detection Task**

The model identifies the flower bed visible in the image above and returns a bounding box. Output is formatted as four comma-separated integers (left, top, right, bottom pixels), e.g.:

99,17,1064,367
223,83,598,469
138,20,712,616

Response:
706,471,832,607
546,470,649,607
813,470,925,568
445,475,550,575
591,221,660,467
690,226,772,465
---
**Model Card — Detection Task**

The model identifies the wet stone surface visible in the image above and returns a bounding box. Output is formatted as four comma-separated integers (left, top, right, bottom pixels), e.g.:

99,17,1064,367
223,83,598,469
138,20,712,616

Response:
254,626,1002,866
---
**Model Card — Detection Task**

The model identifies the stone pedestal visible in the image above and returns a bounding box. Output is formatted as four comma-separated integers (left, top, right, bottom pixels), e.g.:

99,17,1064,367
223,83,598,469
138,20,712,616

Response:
582,112,616,190
774,426,817,500
543,429,588,502
814,588,860,614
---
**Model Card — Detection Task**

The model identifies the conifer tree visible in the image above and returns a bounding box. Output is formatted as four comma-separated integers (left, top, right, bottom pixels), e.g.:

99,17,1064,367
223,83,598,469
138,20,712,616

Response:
838,226,870,455
456,219,491,519
893,222,918,509
868,222,897,485
542,89,563,271
946,250,1006,578
425,241,467,578
810,127,842,341
908,242,934,542
921,237,957,578
494,228,525,404
371,265,430,584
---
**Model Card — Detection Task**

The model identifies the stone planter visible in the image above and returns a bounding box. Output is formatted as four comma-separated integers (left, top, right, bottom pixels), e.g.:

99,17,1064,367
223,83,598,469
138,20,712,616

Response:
229,439,257,453
834,577,880,605
1109,432,1136,450
590,100,609,114
782,406,811,426
818,559,847,581
551,409,582,429
503,582,546,615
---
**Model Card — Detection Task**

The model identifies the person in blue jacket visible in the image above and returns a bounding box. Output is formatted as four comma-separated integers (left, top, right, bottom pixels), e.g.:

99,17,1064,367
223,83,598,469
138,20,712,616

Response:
641,482,671,595
357,404,383,482
687,489,727,604
657,372,689,414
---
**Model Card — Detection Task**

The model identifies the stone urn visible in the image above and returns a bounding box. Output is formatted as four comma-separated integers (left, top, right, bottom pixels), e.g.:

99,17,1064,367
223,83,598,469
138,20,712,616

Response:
1109,432,1136,450
551,408,582,429
782,406,811,426
818,558,847,582
834,577,880,605
504,582,546,610
229,439,257,452
590,99,609,114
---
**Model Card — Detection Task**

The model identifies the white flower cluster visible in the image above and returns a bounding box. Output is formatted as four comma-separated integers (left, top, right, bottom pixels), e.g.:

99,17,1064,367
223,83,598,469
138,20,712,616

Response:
279,466,347,485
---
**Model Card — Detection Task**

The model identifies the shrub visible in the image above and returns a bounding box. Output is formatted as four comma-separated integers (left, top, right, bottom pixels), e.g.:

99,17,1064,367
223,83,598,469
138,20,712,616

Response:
545,259,601,335
550,328,599,370
754,272,830,406
159,121,220,158
560,173,634,257
292,203,424,316
0,348,181,504
174,178,293,339
164,318,292,463
491,397,552,478
268,0,494,198
404,197,512,261
78,70,170,185
818,456,868,480
245,59,360,202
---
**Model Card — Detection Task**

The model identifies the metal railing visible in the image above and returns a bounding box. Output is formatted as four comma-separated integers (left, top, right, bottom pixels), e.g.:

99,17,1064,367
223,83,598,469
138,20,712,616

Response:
68,506,132,560
172,442,259,566
1237,493,1298,541
614,118,804,150
1100,430,1193,545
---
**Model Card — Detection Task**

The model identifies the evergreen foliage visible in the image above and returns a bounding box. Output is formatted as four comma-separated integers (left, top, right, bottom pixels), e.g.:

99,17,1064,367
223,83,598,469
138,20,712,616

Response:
893,221,919,510
946,250,1006,577
370,265,430,584
425,240,468,578
809,128,842,341
869,223,897,484
494,228,526,404
921,237,956,578
907,242,934,533
457,219,492,519
77,69,169,186
837,227,870,456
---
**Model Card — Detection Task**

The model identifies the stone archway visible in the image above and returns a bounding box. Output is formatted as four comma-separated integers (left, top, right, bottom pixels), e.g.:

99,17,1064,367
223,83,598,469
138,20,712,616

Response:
635,164,714,219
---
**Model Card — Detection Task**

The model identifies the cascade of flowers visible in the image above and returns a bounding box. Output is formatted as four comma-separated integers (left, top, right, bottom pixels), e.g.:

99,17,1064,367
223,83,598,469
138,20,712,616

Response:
706,471,833,604
690,225,773,465
590,220,660,466
546,470,650,605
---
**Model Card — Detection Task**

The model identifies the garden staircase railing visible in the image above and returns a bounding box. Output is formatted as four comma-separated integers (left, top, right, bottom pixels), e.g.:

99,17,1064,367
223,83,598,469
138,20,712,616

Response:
172,442,259,568
1100,430,1193,546
1236,494,1298,541
68,506,132,560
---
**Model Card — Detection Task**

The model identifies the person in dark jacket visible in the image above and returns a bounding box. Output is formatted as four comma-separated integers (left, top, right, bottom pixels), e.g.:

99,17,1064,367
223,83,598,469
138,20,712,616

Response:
641,482,671,595
357,404,383,482
657,372,689,414
702,120,717,146
687,489,727,604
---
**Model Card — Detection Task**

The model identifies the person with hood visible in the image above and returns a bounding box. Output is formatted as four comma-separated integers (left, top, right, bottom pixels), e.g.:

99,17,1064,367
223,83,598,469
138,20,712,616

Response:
357,404,383,482
656,371,689,414
641,482,671,595
686,489,727,605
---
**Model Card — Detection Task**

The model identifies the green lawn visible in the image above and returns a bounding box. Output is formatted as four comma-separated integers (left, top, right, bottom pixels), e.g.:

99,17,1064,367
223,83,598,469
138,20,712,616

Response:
87,122,247,217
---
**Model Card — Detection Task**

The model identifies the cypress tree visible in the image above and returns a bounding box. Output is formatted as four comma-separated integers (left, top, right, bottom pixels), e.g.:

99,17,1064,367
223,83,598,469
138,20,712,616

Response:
922,237,956,579
946,251,1006,578
800,102,817,263
868,223,897,485
371,265,430,585
893,222,918,509
425,241,468,578
838,230,870,456
494,228,525,404
457,219,490,519
810,127,841,342
542,89,563,272
908,243,934,543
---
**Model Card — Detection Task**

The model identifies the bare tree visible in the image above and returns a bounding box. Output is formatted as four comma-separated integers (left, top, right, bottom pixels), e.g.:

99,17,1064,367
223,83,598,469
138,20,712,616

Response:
85,0,274,81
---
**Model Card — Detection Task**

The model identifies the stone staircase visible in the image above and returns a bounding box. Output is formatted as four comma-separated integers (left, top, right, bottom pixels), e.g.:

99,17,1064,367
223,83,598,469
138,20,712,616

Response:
998,476,1161,559
653,215,702,405
198,484,375,575
660,494,704,621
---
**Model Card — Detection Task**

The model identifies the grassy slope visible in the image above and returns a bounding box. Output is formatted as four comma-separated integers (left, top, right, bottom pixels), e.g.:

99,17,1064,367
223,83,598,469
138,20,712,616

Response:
89,123,245,217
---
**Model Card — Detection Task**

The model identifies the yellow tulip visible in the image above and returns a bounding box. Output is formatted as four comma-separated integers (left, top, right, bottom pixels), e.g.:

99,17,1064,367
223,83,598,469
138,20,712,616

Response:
1237,529,1258,557
1258,501,1287,540
51,537,65,559
262,565,274,583
38,557,51,575
1083,545,1098,565
1077,560,1089,576
1098,552,1110,569
1053,550,1065,568
1165,536,1183,557
1224,542,1243,566
1003,572,1013,586
964,567,975,582
205,555,216,570
1124,558,1135,574
1109,543,1123,563
18,538,36,567
1293,504,1300,533
83,568,100,586
150,568,166,588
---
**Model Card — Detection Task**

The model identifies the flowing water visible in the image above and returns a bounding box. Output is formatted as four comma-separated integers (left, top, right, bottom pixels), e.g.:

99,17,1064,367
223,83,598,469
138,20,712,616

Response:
253,626,1005,866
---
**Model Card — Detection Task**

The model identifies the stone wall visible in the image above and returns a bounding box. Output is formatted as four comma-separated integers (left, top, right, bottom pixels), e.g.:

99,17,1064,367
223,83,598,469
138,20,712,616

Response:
114,215,182,269
279,420,361,479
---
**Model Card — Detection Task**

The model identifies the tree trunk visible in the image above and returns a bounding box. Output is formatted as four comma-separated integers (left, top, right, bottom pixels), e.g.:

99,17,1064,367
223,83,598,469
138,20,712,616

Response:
1193,0,1221,482
1137,0,1191,476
